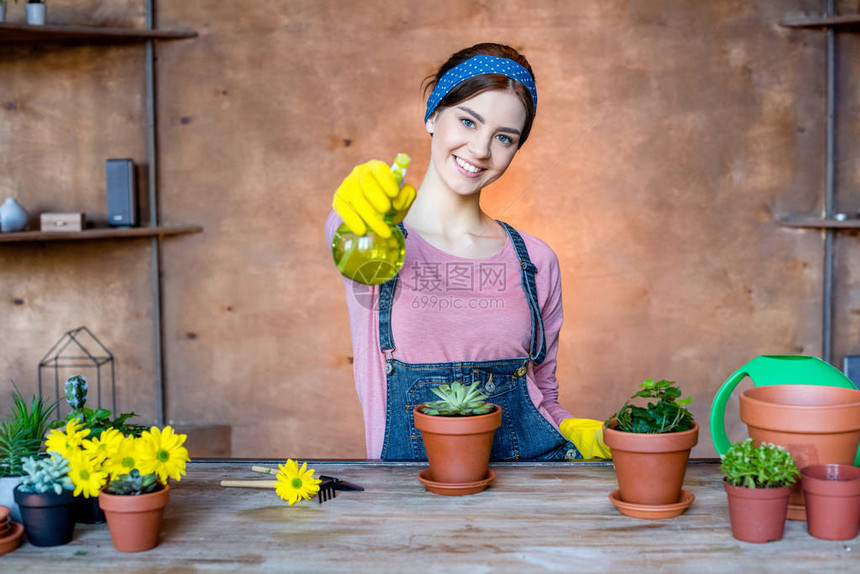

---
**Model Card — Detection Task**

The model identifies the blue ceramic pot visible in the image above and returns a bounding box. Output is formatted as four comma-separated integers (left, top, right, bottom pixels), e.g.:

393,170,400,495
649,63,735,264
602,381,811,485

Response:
26,2,46,26
0,198,28,232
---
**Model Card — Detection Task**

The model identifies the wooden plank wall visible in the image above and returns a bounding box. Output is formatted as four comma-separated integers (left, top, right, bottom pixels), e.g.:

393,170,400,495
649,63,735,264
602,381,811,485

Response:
1,0,858,458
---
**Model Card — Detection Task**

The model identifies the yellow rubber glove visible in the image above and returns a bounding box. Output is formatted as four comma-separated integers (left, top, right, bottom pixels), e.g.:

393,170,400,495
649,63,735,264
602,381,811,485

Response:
332,159,417,239
559,418,612,460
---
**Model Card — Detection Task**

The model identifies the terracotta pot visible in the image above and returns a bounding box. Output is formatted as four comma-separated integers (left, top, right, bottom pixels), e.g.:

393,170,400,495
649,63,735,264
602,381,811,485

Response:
740,385,860,520
801,464,860,540
414,405,502,485
99,484,170,552
603,422,699,506
13,486,76,547
723,481,791,543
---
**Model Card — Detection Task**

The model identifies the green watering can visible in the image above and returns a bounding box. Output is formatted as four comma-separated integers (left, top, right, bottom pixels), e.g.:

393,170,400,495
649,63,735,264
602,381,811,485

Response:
710,354,860,466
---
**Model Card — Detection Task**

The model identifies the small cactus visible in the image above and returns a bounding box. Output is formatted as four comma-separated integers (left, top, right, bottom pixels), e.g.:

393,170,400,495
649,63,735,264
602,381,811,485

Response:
105,469,161,495
420,381,495,416
64,375,88,410
18,453,74,495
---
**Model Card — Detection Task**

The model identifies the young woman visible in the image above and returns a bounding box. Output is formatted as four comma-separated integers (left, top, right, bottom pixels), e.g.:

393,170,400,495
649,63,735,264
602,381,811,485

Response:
326,43,609,461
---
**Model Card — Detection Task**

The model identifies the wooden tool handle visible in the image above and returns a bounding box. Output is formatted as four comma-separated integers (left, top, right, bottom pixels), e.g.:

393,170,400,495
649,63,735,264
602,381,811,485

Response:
251,465,276,475
220,480,276,489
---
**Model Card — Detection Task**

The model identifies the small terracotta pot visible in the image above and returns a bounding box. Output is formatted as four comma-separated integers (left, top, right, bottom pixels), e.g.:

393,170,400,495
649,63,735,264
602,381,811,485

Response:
414,405,502,485
723,481,791,543
801,464,860,540
603,422,699,506
99,484,170,552
740,385,860,520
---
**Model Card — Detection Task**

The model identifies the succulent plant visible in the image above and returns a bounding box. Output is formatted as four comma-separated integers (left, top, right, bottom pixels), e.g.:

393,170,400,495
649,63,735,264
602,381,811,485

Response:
420,381,495,416
721,438,800,489
105,469,161,496
0,388,57,477
18,453,74,495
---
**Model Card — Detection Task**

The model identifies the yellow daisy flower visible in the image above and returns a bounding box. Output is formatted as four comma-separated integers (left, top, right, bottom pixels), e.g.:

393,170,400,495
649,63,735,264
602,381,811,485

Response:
275,459,321,505
103,435,143,479
136,426,190,483
67,450,108,498
82,427,123,466
45,418,90,459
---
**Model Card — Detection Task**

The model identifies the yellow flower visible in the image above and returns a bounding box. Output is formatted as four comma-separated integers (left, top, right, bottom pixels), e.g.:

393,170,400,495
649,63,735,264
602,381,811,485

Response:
82,427,123,467
45,418,91,459
275,459,321,505
136,426,190,483
103,435,143,479
67,450,108,498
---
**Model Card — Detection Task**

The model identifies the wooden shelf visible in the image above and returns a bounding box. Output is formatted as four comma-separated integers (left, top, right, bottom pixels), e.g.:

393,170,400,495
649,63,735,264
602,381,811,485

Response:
776,215,860,229
0,22,197,45
0,224,203,243
780,14,860,28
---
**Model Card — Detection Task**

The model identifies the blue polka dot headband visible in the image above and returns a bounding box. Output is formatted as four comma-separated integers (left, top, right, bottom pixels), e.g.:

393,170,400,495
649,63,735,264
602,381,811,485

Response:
424,55,537,123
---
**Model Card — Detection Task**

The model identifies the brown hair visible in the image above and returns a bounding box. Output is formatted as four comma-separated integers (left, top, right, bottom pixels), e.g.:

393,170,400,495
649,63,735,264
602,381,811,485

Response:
423,43,537,146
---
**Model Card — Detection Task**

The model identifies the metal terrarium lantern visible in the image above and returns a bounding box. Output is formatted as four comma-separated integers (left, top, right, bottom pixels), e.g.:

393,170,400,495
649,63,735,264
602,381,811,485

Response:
38,326,116,419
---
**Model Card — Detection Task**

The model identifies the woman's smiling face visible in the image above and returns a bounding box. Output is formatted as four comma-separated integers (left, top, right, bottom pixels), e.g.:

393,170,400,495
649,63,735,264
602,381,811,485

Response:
425,89,527,197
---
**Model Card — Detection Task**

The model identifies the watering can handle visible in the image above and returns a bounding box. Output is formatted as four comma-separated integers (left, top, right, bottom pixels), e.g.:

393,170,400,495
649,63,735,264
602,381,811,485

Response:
710,368,749,457
711,363,860,466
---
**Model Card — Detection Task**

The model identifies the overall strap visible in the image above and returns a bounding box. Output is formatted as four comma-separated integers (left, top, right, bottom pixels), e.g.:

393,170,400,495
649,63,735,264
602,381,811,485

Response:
498,221,547,365
378,222,408,352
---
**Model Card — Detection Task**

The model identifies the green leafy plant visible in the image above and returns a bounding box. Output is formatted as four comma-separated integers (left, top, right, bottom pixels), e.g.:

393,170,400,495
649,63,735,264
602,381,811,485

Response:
18,453,74,495
0,388,57,477
104,469,161,496
607,379,694,434
721,438,800,489
50,375,146,439
420,382,495,416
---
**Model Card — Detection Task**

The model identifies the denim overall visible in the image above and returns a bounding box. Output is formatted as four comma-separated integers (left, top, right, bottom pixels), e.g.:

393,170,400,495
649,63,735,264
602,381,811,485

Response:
378,221,580,461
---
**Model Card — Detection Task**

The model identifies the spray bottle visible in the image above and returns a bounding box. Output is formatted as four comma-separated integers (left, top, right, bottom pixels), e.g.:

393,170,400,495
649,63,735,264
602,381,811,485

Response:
331,154,411,285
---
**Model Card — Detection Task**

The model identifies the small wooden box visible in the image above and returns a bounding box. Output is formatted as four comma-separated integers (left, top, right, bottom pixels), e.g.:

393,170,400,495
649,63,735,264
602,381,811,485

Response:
40,212,86,232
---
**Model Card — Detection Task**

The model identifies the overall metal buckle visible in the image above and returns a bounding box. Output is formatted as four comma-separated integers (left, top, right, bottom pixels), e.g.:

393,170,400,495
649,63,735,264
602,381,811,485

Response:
384,347,396,375
515,361,529,378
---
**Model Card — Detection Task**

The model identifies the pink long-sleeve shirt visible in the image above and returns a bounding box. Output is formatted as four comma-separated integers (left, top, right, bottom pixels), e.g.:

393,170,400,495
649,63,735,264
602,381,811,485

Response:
326,210,572,458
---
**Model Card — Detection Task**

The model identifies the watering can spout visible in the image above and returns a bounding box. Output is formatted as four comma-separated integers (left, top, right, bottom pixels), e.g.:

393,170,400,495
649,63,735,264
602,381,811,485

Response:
710,355,858,460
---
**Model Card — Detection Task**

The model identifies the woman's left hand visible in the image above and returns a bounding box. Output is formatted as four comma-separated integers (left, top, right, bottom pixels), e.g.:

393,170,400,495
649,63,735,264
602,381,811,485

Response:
559,418,612,460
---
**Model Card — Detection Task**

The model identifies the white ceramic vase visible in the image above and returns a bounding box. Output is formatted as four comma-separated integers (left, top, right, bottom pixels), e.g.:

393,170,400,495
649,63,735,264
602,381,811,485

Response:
0,476,23,523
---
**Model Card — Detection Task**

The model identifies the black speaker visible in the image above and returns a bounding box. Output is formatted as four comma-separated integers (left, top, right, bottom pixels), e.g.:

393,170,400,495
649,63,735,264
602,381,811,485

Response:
106,159,138,227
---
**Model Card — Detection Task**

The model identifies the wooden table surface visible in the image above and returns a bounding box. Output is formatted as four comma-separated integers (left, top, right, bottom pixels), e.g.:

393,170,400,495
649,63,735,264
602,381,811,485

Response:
3,460,857,573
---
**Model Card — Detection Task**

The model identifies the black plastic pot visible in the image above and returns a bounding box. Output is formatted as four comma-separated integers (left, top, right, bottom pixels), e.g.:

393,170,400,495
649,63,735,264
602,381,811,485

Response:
13,486,76,547
74,494,105,524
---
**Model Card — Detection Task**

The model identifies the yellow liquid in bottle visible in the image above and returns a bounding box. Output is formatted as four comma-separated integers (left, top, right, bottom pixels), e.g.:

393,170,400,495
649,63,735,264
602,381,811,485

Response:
331,224,405,285
331,154,410,285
